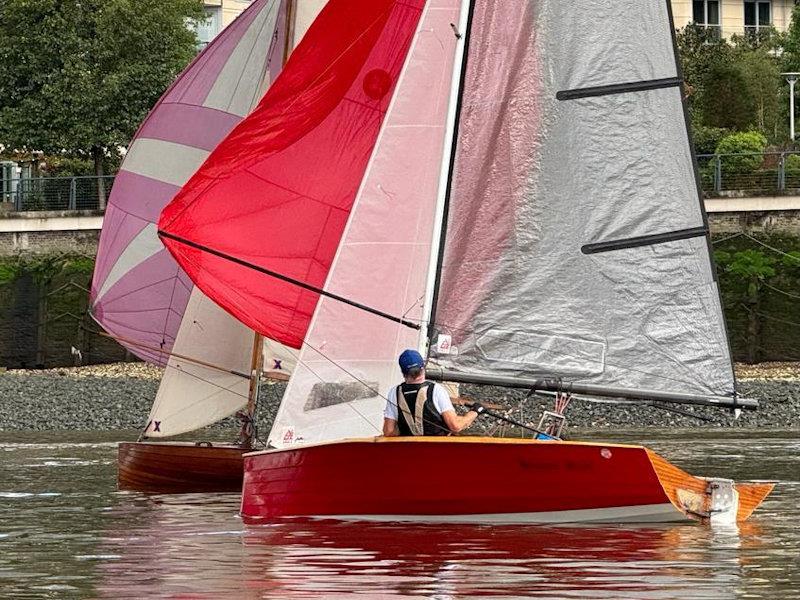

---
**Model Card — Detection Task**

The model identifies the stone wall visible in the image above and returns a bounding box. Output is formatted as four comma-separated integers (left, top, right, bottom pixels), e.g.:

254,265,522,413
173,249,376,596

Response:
709,210,800,235
0,229,99,256
0,211,103,258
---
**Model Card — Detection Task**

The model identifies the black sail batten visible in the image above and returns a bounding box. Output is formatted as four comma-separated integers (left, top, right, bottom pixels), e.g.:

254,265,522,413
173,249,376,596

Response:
426,368,758,410
425,0,477,354
157,230,421,332
663,0,739,395
581,226,708,255
556,76,682,101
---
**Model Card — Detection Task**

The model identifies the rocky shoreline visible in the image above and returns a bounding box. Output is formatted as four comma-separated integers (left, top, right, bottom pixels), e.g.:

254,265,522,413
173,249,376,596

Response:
0,362,799,434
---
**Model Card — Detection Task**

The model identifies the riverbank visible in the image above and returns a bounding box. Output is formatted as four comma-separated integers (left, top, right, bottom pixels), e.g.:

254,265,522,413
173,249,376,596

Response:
1,362,799,433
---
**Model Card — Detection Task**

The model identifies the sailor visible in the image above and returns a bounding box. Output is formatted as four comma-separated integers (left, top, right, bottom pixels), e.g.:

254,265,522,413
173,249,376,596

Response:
382,349,484,437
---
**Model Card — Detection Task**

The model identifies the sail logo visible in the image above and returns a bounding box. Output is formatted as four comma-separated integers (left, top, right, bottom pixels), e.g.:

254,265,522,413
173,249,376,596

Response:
273,359,282,370
436,334,453,355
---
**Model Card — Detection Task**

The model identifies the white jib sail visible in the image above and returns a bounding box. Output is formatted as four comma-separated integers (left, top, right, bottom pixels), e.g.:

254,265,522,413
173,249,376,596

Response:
267,0,467,448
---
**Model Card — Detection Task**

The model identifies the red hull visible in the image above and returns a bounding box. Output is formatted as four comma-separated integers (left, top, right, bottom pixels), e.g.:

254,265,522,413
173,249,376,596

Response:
241,437,773,524
118,441,245,493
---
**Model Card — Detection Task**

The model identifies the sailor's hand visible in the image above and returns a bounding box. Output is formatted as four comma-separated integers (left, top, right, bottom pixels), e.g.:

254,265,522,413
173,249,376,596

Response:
468,402,485,415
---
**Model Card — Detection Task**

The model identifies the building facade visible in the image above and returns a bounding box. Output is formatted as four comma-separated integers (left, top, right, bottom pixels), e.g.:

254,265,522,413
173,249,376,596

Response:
198,0,259,47
205,2,797,47
672,0,795,38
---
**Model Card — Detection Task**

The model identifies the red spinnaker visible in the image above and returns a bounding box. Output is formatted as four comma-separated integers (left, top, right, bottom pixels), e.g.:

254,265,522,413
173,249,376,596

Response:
159,0,425,348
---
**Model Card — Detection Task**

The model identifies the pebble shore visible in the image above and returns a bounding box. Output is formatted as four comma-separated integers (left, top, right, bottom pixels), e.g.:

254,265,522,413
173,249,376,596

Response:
0,362,799,433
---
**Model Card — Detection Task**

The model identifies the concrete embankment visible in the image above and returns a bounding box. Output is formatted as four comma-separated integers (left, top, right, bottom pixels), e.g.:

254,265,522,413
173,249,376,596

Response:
0,362,798,433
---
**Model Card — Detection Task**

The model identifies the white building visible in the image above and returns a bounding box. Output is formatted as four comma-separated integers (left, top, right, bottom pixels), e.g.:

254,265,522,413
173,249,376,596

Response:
672,0,795,39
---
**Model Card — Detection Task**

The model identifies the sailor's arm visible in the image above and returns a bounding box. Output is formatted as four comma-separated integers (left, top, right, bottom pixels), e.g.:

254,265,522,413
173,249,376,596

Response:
436,385,482,433
382,387,400,436
383,418,399,437
442,409,478,433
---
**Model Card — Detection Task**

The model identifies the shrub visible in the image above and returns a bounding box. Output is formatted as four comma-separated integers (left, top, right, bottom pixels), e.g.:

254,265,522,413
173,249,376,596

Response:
784,153,800,176
715,131,767,174
692,125,730,156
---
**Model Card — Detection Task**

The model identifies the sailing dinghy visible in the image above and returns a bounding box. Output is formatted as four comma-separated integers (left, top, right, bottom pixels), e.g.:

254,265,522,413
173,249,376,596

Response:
90,0,296,493
158,0,774,521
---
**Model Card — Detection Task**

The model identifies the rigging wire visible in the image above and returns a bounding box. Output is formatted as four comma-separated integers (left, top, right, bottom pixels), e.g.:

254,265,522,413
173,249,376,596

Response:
711,232,744,245
742,232,800,263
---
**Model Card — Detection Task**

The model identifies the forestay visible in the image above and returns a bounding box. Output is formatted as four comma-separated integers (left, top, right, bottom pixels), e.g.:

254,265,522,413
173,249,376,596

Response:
431,0,736,400
91,0,292,437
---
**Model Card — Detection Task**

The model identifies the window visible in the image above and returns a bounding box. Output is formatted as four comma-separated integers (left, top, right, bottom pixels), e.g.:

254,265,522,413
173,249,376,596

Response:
693,0,721,38
744,0,771,36
195,6,222,48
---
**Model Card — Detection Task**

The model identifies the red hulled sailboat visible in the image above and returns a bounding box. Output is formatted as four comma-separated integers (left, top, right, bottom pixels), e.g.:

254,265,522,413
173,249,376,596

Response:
158,0,773,521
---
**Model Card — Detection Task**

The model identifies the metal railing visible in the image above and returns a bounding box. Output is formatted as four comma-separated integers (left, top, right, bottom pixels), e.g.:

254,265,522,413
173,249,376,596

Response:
1,153,800,211
1,175,115,212
697,152,800,197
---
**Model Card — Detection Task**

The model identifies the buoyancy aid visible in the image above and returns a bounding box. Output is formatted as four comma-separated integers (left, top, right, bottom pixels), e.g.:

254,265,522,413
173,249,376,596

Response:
395,382,449,436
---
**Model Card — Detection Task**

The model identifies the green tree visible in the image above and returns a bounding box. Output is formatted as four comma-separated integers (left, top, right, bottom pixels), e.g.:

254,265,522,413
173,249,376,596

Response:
699,61,756,131
0,0,206,207
782,4,800,72
715,249,777,363
676,25,732,124
737,50,782,140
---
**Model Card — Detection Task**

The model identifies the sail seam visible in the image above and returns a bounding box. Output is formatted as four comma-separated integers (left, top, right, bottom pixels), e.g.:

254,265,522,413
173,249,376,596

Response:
580,226,708,255
556,77,682,101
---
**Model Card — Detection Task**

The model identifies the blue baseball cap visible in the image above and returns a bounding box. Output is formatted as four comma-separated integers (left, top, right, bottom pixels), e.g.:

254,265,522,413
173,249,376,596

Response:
398,349,425,374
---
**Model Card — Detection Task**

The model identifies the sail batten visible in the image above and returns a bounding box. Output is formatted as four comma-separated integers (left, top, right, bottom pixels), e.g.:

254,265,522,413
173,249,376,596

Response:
581,226,709,255
556,76,683,101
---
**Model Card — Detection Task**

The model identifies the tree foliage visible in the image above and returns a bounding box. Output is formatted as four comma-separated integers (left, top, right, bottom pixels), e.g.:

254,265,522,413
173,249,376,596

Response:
0,0,205,174
677,24,785,143
715,131,767,173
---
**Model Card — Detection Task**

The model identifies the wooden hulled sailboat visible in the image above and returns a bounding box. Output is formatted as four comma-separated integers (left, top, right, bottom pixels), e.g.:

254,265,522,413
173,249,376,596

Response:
90,0,297,493
157,0,774,520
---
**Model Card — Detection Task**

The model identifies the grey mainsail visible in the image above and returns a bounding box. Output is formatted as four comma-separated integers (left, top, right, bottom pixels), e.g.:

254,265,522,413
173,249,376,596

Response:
430,0,736,401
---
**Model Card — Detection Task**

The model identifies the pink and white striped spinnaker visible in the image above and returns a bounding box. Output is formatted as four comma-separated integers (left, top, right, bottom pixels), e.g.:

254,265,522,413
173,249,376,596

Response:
90,0,294,438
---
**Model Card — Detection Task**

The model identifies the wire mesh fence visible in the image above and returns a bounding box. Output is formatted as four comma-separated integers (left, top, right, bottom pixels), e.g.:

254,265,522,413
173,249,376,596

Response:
698,152,800,197
1,176,115,211
1,153,800,212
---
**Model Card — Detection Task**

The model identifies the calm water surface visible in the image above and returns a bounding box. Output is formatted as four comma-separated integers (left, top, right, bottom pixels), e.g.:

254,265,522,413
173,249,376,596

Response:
0,429,797,599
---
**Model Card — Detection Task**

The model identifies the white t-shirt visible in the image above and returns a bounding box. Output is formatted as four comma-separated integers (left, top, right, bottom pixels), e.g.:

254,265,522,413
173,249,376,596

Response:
384,382,455,421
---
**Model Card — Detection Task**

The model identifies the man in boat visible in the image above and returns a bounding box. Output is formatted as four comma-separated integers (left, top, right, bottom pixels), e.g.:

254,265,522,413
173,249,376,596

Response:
382,349,483,436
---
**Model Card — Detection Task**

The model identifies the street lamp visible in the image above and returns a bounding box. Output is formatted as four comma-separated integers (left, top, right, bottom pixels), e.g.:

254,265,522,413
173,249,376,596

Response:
783,73,800,141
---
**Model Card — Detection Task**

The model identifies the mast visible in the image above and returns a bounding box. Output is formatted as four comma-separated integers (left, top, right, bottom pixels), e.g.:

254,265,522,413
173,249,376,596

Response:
241,1,294,449
420,0,475,355
241,333,265,449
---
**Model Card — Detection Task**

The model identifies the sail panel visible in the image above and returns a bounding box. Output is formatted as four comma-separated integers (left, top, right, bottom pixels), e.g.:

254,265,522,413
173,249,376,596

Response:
432,0,735,398
159,0,427,350
144,288,253,438
91,0,286,364
266,0,464,447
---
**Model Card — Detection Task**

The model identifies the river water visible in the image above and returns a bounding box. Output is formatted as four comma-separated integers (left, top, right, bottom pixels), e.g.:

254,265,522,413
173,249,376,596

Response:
0,429,797,599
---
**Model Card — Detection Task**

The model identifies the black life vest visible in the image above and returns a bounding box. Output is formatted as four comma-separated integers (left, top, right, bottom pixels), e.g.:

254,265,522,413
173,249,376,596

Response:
395,382,450,436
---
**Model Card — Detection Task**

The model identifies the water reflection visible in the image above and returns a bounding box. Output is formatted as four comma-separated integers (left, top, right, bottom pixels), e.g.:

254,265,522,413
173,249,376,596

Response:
91,492,770,599
0,431,796,599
